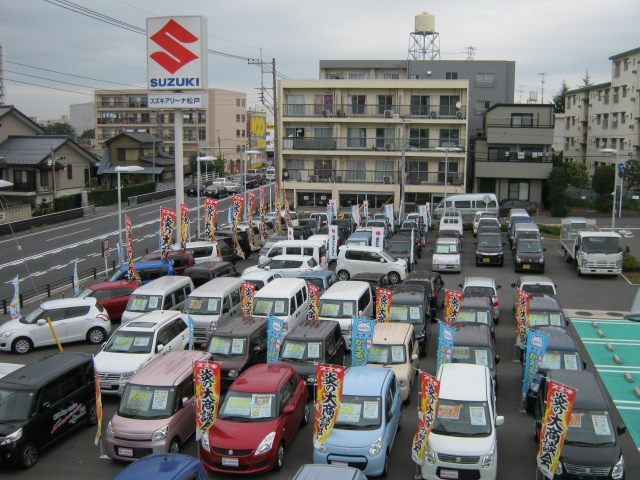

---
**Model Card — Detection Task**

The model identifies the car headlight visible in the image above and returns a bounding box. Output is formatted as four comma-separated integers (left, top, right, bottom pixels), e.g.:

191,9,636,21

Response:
530,381,540,393
106,421,114,437
256,432,276,455
210,319,219,331
120,371,137,380
538,258,545,264
228,369,239,378
581,258,588,268
423,445,436,464
307,375,316,384
612,455,625,479
1,329,19,338
315,442,326,453
201,434,210,452
397,379,406,387
515,256,522,262
481,444,496,468
432,258,440,265
0,428,22,446
152,424,169,441
369,436,382,456
616,259,622,268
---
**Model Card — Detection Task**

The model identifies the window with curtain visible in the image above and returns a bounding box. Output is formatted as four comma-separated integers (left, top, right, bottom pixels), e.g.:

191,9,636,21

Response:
314,159,333,180
511,113,533,127
315,95,333,115
446,72,458,80
346,159,367,182
377,95,393,115
349,95,366,115
284,94,305,116
409,128,429,150
439,129,460,148
407,160,430,183
376,160,394,183
410,95,430,116
439,96,460,117
375,128,395,149
314,127,333,150
347,128,366,149
438,160,459,185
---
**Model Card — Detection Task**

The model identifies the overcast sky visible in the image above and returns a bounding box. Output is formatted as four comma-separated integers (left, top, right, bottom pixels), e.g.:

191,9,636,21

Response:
1,0,639,121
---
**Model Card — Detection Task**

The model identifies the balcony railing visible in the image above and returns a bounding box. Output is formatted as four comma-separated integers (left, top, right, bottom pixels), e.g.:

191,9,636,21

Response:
282,137,464,152
283,169,464,187
97,102,149,108
282,103,466,120
480,153,553,163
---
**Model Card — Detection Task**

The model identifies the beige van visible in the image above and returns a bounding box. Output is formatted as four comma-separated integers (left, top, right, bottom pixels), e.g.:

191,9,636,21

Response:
181,277,243,348
252,278,309,332
121,276,194,324
258,239,328,269
105,349,211,461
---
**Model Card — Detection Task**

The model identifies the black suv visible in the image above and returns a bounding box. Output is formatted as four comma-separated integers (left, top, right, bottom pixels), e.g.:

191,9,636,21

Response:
184,261,240,288
474,231,505,266
403,271,445,322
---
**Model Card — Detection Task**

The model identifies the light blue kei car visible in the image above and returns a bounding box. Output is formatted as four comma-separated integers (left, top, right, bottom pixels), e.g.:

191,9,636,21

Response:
313,366,402,477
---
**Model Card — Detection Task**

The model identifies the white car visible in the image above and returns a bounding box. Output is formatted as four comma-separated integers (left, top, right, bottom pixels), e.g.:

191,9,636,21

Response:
336,245,408,284
242,254,321,278
458,276,502,322
431,237,461,272
0,298,111,354
511,275,557,311
94,310,189,395
473,211,499,236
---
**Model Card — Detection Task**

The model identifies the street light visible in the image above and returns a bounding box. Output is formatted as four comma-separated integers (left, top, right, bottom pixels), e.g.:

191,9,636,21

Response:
115,165,144,266
196,155,217,237
242,148,261,217
600,148,620,231
47,158,57,201
435,146,463,205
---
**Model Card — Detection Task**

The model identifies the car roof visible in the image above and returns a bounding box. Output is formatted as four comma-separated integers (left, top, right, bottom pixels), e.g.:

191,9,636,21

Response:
545,370,608,410
343,366,393,396
351,272,387,280
267,254,314,262
285,319,340,340
460,296,493,309
529,294,562,311
189,277,243,295
437,363,490,401
0,352,93,390
110,453,204,480
117,310,183,331
372,322,413,344
40,297,98,309
212,315,267,336
130,350,211,386
297,270,336,280
88,280,140,291
453,323,494,347
405,271,438,281
516,275,556,285
230,363,296,392
534,326,580,350
389,284,426,299
435,237,459,244
462,276,497,287
322,280,370,298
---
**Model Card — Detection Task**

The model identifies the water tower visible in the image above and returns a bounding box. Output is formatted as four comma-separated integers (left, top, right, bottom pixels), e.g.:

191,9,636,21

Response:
408,11,440,60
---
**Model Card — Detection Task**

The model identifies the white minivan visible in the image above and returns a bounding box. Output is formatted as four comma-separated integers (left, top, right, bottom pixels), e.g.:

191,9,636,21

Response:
121,276,194,324
420,363,504,480
252,278,309,332
258,239,328,269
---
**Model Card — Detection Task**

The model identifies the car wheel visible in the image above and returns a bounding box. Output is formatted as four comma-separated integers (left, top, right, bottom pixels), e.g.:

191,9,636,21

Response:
380,451,389,478
18,441,39,469
273,442,285,472
169,437,180,454
337,270,350,281
397,412,403,430
12,337,33,355
87,327,106,345
301,401,311,427
388,272,401,284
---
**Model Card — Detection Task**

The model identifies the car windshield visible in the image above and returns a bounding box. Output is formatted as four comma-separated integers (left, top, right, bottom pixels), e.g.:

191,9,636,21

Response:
389,305,424,324
261,259,302,269
517,242,543,254
208,336,247,357
528,311,565,327
435,243,459,254
118,384,176,419
565,409,616,445
253,298,289,316
104,331,154,354
380,250,400,262
464,286,495,297
522,284,556,296
538,350,581,371
335,395,382,430
431,399,492,437
477,236,502,248
279,339,324,362
0,389,35,421
387,243,411,254
452,346,494,368
183,296,221,315
262,238,284,250
455,309,491,326
218,391,277,422
320,300,357,318
367,344,406,365
78,287,108,301
581,236,623,254
126,294,164,313
22,306,46,324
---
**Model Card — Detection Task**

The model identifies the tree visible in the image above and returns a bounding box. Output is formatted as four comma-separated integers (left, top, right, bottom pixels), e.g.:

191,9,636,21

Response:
551,80,569,113
40,122,76,137
581,70,593,88
592,165,615,197
623,159,640,191
564,161,589,188
80,128,95,140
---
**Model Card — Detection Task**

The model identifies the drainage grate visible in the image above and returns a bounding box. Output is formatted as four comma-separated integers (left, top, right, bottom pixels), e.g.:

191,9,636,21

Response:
574,311,593,316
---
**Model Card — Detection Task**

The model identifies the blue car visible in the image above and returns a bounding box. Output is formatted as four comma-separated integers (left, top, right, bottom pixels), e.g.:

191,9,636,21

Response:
110,453,208,480
297,270,340,295
313,366,402,477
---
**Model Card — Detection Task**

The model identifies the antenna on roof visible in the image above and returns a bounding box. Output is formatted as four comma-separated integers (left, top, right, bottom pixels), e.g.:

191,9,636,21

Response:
538,73,548,104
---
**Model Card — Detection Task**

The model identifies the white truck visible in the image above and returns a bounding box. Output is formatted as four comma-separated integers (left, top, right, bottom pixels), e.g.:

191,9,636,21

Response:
560,217,625,276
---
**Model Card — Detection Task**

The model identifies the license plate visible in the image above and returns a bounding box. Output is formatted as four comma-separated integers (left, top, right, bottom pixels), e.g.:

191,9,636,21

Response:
482,258,490,263
523,264,531,269
440,469,459,479
222,457,239,467
331,461,348,466
118,447,133,458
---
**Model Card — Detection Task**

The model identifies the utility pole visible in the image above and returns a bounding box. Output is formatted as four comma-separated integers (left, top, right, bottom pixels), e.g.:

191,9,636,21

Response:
248,57,278,170
538,72,548,104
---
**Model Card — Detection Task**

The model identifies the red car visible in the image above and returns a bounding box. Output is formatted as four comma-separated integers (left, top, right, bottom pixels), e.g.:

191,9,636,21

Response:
200,363,310,474
77,280,139,322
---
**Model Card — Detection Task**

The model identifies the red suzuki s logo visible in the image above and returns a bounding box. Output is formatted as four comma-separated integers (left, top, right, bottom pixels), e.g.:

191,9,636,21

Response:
149,19,199,74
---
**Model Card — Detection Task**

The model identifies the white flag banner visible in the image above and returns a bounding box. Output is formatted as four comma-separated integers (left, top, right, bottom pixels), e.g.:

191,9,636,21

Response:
9,275,20,320
73,259,80,296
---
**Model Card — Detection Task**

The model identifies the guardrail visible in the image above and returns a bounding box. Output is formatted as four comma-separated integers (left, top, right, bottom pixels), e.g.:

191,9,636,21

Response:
128,188,176,206
0,206,94,236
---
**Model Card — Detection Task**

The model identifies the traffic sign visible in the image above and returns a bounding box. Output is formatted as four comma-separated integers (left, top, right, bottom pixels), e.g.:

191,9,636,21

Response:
618,163,625,179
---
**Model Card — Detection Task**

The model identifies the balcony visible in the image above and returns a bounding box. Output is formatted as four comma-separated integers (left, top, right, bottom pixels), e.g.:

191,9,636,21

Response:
283,169,464,187
282,103,467,120
282,137,465,152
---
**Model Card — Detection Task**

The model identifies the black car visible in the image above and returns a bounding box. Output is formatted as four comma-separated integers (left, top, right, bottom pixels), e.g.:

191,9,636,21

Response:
389,284,430,356
216,229,253,260
350,272,390,303
395,227,421,257
185,181,212,197
386,238,415,271
203,184,228,198
184,260,240,288
452,323,499,392
474,231,505,266
499,198,538,217
513,237,545,273
403,271,445,322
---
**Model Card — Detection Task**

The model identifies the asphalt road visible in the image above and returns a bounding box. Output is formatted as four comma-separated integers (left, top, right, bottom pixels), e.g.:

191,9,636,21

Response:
1,214,639,479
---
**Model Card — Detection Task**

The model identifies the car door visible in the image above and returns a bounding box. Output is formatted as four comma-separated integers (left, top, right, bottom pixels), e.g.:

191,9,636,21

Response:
174,376,197,443
167,318,189,350
105,287,135,321
228,288,242,317
33,307,67,347
64,305,92,342
363,250,386,276
383,378,400,450
278,373,300,445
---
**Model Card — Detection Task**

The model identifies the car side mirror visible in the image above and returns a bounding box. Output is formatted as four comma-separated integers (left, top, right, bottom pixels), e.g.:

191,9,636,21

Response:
473,241,477,245
156,344,165,353
618,424,627,435
495,415,505,427
253,345,261,352
582,360,587,369
379,258,384,263
510,283,517,288
625,246,630,254
458,283,463,288
411,353,419,361
37,319,47,326
181,396,189,408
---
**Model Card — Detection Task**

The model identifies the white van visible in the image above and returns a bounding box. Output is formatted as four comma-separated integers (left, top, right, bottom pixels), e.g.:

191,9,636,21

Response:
252,278,309,332
434,193,499,221
512,222,541,248
121,276,194,324
318,281,374,348
258,239,328,269
438,210,464,236
181,277,243,348
171,241,222,264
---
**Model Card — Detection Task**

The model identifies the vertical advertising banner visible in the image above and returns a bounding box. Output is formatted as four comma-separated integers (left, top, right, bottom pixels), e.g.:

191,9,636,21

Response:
125,216,141,282
328,224,339,260
194,360,221,442
328,199,337,224
283,190,291,227
522,330,549,397
363,200,369,221
73,259,80,296
93,361,103,447
187,315,195,350
180,203,190,250
411,372,441,465
436,322,456,372
307,283,321,321
376,288,394,323
516,289,532,348
371,227,385,249
351,205,360,227
537,381,577,478
419,204,430,230
274,183,282,233
241,282,256,319
313,364,345,448
259,186,267,240
351,317,376,367
232,194,245,259
384,204,395,232
204,198,218,242
9,275,20,320
445,290,464,325
267,315,284,364
287,226,294,240
160,207,176,260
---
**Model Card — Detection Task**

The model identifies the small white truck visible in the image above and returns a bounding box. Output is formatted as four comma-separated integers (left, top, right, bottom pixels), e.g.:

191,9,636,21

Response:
560,217,625,276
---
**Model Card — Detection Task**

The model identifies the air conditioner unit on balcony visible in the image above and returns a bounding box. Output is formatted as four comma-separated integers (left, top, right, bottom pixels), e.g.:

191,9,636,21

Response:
384,143,393,151
322,110,330,117
456,111,464,119
383,176,391,184
430,111,438,119
384,110,393,118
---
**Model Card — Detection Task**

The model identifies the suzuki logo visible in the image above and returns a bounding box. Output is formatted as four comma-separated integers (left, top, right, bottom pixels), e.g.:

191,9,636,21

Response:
150,19,199,74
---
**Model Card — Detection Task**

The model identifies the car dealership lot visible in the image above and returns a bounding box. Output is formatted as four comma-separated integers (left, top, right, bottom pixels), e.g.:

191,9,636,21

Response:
1,221,639,479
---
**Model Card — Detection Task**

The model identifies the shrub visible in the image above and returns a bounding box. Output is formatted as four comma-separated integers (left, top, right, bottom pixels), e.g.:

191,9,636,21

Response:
623,254,640,272
550,205,568,217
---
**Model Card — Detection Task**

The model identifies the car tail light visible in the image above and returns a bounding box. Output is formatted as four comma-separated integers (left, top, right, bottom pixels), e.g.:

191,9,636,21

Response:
492,296,499,308
97,313,110,322
432,288,436,297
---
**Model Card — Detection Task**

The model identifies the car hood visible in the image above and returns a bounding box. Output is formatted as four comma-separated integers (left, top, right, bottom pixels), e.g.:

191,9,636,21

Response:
209,417,279,449
94,351,152,374
428,430,496,455
325,425,383,449
516,251,544,260
0,420,27,436
278,359,317,377
214,356,249,372
0,318,25,334
432,253,460,262
110,414,171,439
476,246,503,254
560,442,621,468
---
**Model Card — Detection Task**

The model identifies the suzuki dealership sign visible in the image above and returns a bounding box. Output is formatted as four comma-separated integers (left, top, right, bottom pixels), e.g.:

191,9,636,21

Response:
147,16,208,90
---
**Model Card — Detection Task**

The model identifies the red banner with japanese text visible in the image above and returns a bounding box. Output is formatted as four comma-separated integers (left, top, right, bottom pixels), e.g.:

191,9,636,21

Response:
93,361,103,446
241,281,256,318
231,194,246,259
445,290,464,325
411,372,441,465
284,189,291,227
259,186,267,240
537,381,577,478
516,289,531,348
274,183,282,233
160,207,176,261
313,364,344,448
204,198,218,242
375,288,393,322
125,215,140,281
194,360,221,442
307,283,320,321
180,203,190,250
